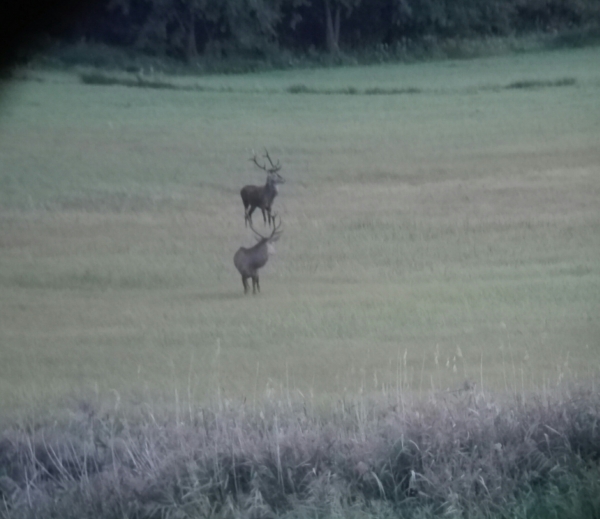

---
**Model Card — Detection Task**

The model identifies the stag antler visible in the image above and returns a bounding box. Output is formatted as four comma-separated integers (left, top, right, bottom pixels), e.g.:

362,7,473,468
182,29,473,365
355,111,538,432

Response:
249,214,282,240
250,148,281,174
270,214,283,236
263,149,281,173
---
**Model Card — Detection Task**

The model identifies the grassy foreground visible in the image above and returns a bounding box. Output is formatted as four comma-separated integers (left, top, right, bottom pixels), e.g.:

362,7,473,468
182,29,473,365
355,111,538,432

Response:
0,46,599,416
0,383,599,518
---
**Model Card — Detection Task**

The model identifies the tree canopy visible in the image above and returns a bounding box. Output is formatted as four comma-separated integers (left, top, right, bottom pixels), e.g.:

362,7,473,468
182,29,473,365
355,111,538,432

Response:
6,0,600,65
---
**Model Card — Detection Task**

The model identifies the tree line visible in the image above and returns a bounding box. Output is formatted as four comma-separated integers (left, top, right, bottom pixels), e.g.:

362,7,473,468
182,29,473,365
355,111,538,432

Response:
53,0,600,62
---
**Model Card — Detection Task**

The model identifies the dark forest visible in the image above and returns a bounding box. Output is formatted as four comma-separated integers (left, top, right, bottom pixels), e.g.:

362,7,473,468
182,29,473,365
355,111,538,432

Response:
3,0,600,69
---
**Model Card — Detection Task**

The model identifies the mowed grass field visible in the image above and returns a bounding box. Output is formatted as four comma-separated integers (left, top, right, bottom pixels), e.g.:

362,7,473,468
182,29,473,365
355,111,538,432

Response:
0,47,599,416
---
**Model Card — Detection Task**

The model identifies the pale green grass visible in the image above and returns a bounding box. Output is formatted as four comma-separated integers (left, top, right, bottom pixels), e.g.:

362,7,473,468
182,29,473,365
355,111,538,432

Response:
0,46,599,415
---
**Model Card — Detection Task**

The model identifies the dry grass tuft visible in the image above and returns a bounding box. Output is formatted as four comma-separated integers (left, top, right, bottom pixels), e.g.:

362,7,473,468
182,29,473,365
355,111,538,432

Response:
1,383,599,518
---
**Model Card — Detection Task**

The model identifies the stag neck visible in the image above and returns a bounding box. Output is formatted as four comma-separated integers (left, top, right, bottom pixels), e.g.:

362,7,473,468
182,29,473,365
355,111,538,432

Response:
264,177,279,192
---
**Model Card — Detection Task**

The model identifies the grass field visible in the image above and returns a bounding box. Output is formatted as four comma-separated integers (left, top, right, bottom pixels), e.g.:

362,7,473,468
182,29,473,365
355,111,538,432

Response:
0,46,599,417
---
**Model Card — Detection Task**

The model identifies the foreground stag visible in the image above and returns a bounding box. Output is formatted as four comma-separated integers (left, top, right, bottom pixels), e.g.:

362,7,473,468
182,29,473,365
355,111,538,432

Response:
241,149,285,228
234,217,282,294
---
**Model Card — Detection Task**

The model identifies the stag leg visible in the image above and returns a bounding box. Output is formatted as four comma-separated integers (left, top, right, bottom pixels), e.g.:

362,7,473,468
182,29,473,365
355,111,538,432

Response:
241,276,249,294
260,207,268,226
252,275,260,294
245,206,253,227
264,207,271,227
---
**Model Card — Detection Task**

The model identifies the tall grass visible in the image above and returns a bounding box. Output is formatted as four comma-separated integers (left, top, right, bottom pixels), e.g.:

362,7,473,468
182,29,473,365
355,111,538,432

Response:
0,382,599,518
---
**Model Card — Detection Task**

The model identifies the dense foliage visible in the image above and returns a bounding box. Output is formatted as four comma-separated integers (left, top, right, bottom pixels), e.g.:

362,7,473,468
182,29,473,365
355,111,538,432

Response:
44,0,600,61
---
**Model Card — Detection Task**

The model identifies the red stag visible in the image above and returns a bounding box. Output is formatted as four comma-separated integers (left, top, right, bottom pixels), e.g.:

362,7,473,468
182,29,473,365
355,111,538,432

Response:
233,217,282,294
240,149,285,228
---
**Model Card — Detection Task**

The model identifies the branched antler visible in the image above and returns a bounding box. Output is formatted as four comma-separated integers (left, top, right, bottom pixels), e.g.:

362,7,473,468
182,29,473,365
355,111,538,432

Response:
263,149,281,172
250,148,281,174
249,214,282,241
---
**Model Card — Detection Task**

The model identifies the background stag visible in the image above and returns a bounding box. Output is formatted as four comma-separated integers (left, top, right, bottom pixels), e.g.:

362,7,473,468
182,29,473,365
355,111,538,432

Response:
240,149,285,228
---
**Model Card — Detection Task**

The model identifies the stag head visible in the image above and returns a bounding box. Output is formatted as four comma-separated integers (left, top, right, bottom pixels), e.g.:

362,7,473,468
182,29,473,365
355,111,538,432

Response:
249,215,283,252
